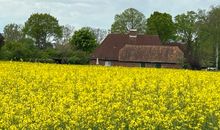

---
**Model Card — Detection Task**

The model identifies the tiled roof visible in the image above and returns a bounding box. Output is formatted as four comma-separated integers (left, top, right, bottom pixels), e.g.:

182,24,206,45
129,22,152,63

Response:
91,33,162,60
119,45,184,63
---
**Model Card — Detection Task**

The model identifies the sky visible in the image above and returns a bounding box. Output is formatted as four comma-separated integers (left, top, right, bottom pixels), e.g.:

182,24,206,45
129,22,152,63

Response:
0,0,220,33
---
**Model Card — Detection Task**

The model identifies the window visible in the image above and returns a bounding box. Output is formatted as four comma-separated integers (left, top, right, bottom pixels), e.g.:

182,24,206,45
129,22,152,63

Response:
105,61,112,66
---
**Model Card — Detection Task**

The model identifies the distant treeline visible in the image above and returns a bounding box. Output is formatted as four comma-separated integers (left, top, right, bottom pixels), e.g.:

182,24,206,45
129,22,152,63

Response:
0,13,109,64
0,6,220,69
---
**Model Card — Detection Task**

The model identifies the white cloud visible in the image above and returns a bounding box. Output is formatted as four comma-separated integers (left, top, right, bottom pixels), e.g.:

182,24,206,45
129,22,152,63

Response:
0,0,220,32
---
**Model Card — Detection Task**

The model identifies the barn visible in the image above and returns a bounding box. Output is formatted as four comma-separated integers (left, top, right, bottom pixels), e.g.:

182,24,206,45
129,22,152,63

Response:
90,30,184,68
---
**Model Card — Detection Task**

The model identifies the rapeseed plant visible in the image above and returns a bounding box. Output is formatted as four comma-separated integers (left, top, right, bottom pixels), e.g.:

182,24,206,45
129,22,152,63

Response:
0,61,219,129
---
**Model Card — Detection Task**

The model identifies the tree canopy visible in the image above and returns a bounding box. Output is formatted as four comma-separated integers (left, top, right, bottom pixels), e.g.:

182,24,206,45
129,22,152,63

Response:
3,23,23,42
91,28,109,44
175,11,202,69
0,38,36,60
23,13,62,49
111,8,146,33
175,11,198,45
57,25,75,45
0,33,4,48
70,27,97,52
146,11,176,43
205,6,220,69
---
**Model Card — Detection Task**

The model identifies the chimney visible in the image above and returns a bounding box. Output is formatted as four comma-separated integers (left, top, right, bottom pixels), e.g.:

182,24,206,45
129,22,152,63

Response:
129,29,137,44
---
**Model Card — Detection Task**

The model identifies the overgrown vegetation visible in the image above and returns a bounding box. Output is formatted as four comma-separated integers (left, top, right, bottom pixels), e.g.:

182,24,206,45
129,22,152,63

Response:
0,14,105,64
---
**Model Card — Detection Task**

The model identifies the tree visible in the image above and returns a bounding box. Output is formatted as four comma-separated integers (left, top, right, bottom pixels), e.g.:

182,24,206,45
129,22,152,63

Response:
175,11,201,69
68,50,90,64
84,27,108,44
54,43,75,63
194,10,214,68
175,11,198,46
91,28,108,44
205,6,220,70
3,23,23,42
146,11,176,43
0,33,4,48
70,27,97,52
56,25,75,45
23,13,62,49
0,38,37,60
111,8,146,33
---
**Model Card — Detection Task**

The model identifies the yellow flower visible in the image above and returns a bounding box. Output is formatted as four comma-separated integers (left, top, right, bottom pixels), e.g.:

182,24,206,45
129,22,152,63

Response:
0,61,219,129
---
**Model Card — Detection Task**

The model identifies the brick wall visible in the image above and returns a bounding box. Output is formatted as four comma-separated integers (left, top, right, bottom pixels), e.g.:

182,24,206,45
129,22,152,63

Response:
90,60,182,68
90,60,139,67
161,64,182,69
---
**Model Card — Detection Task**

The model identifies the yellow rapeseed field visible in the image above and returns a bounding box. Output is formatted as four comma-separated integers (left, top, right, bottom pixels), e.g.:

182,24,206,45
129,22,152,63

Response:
0,61,220,129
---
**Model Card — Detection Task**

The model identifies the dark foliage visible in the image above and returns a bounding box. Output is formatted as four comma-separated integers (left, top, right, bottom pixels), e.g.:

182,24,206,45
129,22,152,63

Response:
0,33,4,48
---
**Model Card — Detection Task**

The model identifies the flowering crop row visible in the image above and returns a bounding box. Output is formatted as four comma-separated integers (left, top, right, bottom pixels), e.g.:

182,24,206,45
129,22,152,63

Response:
0,61,220,129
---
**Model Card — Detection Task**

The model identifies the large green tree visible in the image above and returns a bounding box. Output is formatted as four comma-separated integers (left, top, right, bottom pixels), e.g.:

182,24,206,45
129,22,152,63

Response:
205,6,220,70
193,10,216,68
175,11,198,47
111,8,146,33
146,11,176,43
23,13,62,49
3,23,23,42
70,27,97,52
175,11,202,69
